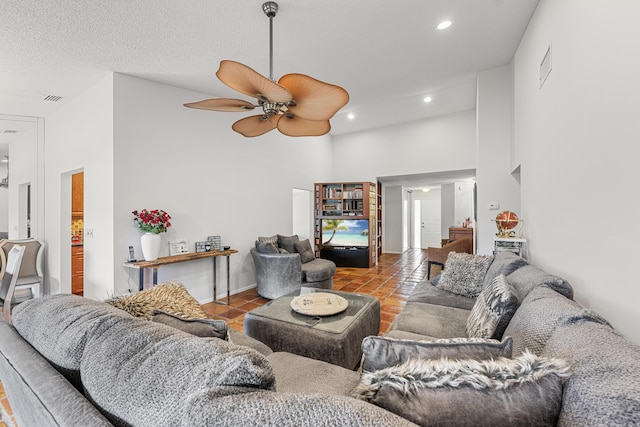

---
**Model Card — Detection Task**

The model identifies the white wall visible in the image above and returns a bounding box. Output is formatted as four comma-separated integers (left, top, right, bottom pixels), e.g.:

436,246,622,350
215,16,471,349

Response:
332,110,476,184
112,74,333,302
333,110,477,255
454,181,475,228
476,65,521,255
513,0,640,343
44,74,114,298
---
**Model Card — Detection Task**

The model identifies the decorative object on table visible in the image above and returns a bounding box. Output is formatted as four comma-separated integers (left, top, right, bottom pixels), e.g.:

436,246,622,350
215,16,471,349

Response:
183,2,349,138
290,292,349,316
492,210,523,238
195,241,210,253
132,209,172,261
169,240,189,256
462,217,473,228
207,235,222,251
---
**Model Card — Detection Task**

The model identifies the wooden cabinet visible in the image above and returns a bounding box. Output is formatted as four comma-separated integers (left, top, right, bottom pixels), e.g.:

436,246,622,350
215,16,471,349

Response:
72,172,84,216
71,245,84,295
314,182,377,267
448,227,474,253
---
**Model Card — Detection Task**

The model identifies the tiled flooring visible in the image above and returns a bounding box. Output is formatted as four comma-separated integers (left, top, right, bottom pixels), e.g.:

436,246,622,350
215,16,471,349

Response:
0,381,15,427
0,249,437,427
203,248,437,334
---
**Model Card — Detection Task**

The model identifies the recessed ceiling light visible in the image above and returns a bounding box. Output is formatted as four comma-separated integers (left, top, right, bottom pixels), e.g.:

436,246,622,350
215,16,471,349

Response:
437,20,452,30
423,96,432,103
422,188,430,193
347,113,355,120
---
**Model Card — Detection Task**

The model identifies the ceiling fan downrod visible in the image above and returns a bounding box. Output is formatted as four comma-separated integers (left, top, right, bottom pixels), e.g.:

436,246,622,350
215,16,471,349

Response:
262,2,278,82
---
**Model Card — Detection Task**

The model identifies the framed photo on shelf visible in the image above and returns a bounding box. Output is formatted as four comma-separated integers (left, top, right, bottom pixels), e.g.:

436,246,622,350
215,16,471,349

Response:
169,240,189,256
207,235,222,251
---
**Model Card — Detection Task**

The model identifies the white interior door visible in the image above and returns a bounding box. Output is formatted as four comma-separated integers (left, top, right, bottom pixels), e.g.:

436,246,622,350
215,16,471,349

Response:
420,198,441,249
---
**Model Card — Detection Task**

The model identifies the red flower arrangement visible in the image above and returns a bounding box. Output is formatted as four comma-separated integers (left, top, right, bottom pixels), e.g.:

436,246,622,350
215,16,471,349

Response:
132,209,172,234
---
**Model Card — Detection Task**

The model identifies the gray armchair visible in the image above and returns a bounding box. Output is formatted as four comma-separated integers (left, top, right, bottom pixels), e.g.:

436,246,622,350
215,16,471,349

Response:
250,248,336,299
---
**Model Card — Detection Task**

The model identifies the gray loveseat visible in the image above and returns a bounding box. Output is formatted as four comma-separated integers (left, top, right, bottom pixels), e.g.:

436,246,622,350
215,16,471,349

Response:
379,252,640,426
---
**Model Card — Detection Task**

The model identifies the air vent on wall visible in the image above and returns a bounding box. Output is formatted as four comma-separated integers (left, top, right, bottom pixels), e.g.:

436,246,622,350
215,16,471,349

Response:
43,95,64,102
539,46,552,89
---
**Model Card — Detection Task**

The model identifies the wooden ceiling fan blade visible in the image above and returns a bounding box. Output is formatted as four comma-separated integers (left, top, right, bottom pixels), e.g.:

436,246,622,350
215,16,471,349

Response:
217,60,292,103
183,98,255,112
277,115,331,137
232,114,281,137
278,73,349,121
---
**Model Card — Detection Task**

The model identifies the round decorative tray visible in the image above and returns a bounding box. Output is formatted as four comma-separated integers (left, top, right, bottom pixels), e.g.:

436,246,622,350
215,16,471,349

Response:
290,292,349,316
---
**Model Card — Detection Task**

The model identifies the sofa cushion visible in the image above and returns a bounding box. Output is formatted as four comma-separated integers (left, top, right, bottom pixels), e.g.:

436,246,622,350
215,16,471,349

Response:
301,258,336,283
294,238,316,263
152,309,228,339
502,285,583,356
506,264,573,301
408,280,476,310
105,281,207,320
267,352,360,396
183,390,417,426
277,234,299,253
255,240,279,254
360,335,513,373
436,253,494,298
466,274,519,340
353,351,572,427
11,294,132,390
387,302,469,338
81,314,275,426
541,315,640,426
482,251,528,290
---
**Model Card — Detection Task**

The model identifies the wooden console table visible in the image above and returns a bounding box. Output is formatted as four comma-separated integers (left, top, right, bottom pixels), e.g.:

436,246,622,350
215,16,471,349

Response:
123,249,238,304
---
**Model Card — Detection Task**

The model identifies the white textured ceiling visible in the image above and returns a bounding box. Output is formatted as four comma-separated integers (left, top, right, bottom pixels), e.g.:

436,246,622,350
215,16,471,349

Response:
0,0,539,167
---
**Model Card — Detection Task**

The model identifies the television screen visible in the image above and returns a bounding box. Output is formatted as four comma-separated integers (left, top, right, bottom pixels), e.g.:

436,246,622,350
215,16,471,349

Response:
321,219,369,248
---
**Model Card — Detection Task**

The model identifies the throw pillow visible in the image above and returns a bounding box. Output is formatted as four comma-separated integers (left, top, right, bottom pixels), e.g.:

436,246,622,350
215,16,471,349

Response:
466,274,519,340
152,310,228,340
105,282,207,320
353,351,572,427
255,240,279,254
436,252,494,298
257,235,278,246
277,234,299,253
294,239,316,263
360,336,513,373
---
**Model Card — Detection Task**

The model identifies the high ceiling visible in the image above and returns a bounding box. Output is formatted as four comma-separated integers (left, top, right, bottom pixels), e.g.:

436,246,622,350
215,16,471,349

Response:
0,0,539,170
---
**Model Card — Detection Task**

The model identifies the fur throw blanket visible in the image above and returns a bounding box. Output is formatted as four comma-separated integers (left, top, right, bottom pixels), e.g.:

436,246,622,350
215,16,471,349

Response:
105,282,207,320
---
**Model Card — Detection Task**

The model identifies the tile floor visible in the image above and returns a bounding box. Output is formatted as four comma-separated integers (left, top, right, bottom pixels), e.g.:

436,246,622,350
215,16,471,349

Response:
0,248,438,427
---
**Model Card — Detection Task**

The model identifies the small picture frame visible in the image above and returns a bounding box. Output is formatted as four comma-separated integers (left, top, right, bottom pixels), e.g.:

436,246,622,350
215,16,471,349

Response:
207,235,222,251
169,240,189,256
195,241,211,253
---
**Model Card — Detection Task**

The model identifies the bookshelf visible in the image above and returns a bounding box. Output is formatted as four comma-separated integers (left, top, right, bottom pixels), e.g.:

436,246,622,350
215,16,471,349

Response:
314,182,377,267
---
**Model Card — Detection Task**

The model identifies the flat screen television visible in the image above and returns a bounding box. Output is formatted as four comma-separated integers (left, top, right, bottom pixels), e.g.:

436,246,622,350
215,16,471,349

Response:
321,219,369,248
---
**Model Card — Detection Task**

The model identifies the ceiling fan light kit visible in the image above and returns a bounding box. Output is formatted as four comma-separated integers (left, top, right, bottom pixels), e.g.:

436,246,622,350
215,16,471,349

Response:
184,2,349,137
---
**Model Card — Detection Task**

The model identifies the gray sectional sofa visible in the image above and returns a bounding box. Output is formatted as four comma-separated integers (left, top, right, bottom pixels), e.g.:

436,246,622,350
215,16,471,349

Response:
1,251,639,426
382,252,640,426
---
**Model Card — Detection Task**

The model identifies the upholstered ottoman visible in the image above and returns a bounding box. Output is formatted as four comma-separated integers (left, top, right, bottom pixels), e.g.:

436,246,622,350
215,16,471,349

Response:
244,288,380,370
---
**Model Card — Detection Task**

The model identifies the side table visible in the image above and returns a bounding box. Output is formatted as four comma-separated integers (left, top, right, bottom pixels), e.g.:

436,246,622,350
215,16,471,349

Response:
493,237,526,259
123,249,238,304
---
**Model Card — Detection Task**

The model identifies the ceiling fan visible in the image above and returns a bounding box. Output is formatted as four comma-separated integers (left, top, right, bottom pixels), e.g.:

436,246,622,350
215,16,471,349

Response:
184,2,349,138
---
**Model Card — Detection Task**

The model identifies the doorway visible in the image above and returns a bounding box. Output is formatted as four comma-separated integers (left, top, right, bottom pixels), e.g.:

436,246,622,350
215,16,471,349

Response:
71,172,84,296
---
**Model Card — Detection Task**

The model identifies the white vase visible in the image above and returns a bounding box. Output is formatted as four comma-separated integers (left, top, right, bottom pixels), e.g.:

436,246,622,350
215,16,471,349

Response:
140,233,162,261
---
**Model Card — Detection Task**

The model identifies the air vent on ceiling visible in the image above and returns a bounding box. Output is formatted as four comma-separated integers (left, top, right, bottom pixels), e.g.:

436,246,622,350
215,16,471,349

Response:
3,130,18,134
43,95,64,102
